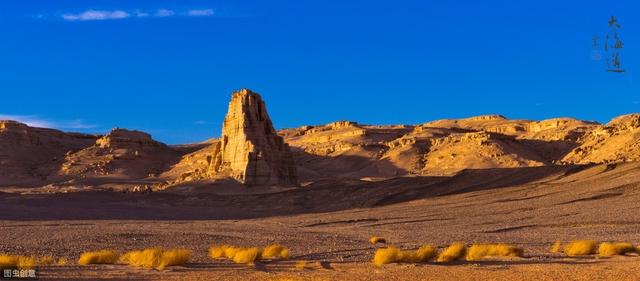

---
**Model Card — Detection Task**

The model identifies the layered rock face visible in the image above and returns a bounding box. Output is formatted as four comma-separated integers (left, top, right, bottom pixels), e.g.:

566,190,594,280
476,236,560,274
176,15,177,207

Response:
59,128,180,180
561,114,640,164
217,89,298,186
0,120,96,185
4,98,640,188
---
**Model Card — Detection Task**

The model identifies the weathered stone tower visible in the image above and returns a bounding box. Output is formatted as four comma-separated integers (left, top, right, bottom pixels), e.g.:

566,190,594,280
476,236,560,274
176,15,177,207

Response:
216,89,298,186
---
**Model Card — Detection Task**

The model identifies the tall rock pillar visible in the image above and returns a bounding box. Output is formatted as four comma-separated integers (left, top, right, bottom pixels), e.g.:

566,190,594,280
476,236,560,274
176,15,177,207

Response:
217,89,298,186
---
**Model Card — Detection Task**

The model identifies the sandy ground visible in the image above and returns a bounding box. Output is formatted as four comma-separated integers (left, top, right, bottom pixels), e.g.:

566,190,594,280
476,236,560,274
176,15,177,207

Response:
32,258,640,281
2,162,640,280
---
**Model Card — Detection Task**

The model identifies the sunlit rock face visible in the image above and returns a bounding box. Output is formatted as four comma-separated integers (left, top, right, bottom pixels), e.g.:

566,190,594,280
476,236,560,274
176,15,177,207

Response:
217,89,298,186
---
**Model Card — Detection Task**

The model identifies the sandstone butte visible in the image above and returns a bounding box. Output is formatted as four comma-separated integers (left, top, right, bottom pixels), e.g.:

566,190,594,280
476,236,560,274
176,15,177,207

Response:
1,89,640,189
213,88,298,186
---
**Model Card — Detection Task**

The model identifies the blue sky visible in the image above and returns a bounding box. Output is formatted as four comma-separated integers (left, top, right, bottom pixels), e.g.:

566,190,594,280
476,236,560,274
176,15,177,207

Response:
0,1,637,144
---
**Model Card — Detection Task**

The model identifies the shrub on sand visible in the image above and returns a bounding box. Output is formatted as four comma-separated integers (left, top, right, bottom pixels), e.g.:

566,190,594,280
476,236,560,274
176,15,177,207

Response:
369,236,387,245
57,258,68,266
466,244,524,261
262,244,290,260
120,248,162,269
209,245,231,259
564,240,596,257
0,254,18,267
373,245,438,266
211,244,293,263
550,241,562,253
413,245,438,262
1,254,69,268
78,250,120,265
373,246,400,266
295,260,308,270
120,248,191,270
0,254,36,269
437,243,467,263
38,255,55,266
598,242,635,257
224,246,242,259
158,249,191,270
280,248,290,260
232,247,261,264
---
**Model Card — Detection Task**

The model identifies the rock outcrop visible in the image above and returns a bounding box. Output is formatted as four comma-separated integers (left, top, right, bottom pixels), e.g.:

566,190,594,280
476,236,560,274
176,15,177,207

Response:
216,89,298,186
165,89,298,186
0,120,97,185
561,114,640,164
4,105,640,188
59,128,179,180
165,140,223,183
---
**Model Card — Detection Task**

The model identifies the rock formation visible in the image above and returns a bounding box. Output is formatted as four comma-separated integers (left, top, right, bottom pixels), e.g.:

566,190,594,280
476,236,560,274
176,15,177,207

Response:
216,89,298,186
3,103,640,189
165,89,298,187
0,120,96,185
561,114,640,164
59,128,179,180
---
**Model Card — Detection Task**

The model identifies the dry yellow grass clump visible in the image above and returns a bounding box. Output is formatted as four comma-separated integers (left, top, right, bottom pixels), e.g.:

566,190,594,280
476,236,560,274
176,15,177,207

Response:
120,248,191,270
38,255,55,266
466,243,524,261
78,250,120,265
437,242,467,263
209,244,239,259
372,244,438,266
564,240,596,256
295,260,308,270
210,244,292,264
0,254,69,268
210,245,254,264
232,247,261,264
550,241,562,253
598,242,635,257
57,257,68,266
262,244,291,260
209,245,229,259
224,246,243,259
369,236,387,245
414,245,438,262
0,254,36,269
373,246,401,266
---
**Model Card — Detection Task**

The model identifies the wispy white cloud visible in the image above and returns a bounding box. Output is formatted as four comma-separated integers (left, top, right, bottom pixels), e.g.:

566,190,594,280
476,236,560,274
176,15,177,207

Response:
0,114,98,130
0,114,54,128
134,10,150,18
156,9,176,17
59,8,214,21
62,10,130,21
187,9,214,17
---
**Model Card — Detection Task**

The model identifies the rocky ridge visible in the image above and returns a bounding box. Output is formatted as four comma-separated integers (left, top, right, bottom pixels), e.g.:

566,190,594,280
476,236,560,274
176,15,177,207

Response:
58,128,179,181
0,120,97,185
2,91,640,188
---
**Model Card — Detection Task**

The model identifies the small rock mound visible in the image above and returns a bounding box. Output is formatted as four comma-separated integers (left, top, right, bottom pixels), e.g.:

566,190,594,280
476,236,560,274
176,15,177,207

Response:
561,114,640,164
96,129,165,149
607,114,640,130
59,128,178,180
465,115,507,121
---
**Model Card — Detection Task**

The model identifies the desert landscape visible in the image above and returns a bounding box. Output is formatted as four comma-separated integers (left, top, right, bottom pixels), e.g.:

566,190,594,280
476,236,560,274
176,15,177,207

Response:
1,89,640,280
